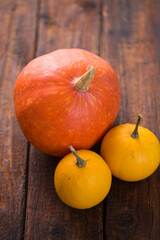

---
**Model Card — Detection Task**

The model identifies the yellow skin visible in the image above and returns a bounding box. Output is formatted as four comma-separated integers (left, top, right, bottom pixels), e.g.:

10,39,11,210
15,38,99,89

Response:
101,123,160,182
54,149,112,209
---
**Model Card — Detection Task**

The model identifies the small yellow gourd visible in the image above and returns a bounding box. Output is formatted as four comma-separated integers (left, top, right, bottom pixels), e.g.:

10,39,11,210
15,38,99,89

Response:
54,146,112,209
100,114,160,182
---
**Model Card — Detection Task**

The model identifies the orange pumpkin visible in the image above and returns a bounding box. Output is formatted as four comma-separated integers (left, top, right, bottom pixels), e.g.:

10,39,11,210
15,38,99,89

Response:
54,146,112,209
14,49,120,157
101,114,160,181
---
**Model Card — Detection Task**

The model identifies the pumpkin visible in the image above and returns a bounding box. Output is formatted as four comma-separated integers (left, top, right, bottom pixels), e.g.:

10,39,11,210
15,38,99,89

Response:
14,48,120,157
54,146,112,209
100,114,160,182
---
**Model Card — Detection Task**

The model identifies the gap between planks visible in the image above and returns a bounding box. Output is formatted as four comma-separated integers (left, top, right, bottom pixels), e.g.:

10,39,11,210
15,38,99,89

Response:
21,0,41,239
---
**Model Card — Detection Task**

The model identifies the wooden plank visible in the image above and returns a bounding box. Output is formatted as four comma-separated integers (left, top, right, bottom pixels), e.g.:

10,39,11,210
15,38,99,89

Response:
24,0,104,239
36,0,101,56
101,0,160,239
0,0,39,239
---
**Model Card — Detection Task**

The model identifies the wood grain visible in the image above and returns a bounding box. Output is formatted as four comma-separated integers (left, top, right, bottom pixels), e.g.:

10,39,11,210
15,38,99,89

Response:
0,0,39,239
36,0,101,56
101,0,160,239
1,0,160,239
24,0,104,240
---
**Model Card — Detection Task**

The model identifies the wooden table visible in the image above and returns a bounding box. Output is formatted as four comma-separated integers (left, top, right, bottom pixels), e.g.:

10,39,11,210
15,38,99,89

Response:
1,0,160,239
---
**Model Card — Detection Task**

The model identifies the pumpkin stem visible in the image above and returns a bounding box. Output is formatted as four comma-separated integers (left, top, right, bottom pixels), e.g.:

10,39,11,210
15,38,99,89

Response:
69,145,87,168
74,65,95,92
131,114,143,138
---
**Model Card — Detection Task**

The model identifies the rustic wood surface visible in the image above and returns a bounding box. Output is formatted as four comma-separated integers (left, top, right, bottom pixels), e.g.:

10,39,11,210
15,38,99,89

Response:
0,0,160,240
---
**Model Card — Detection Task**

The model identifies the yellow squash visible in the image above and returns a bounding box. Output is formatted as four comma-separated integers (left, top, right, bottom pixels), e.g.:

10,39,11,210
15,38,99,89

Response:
54,146,112,209
101,114,160,182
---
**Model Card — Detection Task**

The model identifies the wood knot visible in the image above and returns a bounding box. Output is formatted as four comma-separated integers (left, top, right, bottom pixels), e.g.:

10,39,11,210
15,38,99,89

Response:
50,225,65,239
40,13,56,26
115,212,134,228
80,1,97,11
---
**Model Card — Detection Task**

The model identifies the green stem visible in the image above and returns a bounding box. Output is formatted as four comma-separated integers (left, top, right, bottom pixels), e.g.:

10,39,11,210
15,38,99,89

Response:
131,114,143,138
69,146,87,168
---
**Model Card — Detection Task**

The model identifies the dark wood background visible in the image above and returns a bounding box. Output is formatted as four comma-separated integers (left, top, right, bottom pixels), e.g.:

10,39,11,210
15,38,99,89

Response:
0,0,160,239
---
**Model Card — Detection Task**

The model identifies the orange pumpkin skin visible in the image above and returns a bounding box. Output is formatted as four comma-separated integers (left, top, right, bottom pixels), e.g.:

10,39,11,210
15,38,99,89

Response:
14,49,120,157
